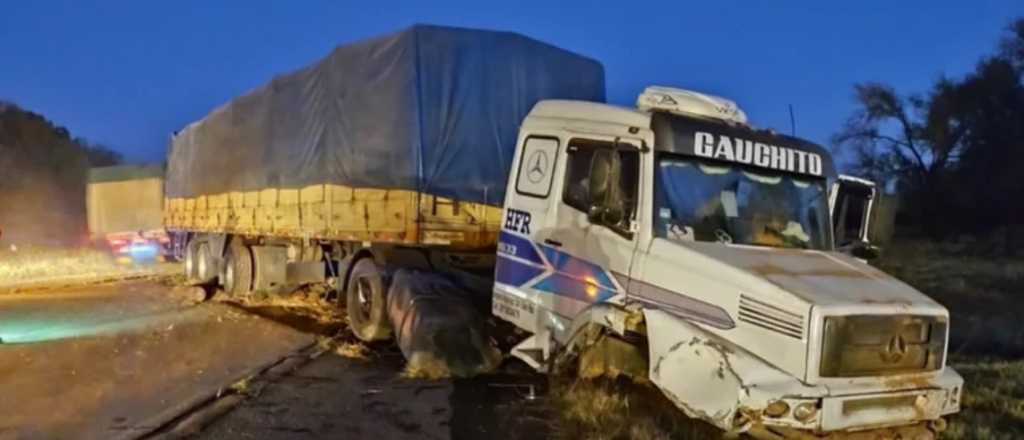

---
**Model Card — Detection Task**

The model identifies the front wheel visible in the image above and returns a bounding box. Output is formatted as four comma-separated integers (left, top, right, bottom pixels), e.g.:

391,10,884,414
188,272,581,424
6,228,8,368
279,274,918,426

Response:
346,258,392,342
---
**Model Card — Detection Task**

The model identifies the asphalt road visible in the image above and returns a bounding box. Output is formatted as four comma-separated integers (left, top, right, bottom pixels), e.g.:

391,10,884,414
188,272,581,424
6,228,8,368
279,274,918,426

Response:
0,281,316,440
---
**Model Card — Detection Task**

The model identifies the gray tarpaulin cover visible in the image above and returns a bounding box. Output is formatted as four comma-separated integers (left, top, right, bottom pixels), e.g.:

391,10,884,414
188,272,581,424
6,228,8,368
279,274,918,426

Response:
387,269,501,377
166,25,605,205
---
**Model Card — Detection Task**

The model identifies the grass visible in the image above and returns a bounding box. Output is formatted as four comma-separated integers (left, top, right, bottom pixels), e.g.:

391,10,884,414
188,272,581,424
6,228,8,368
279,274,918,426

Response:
335,341,370,360
0,246,175,289
551,377,722,440
876,239,1024,439
944,358,1024,439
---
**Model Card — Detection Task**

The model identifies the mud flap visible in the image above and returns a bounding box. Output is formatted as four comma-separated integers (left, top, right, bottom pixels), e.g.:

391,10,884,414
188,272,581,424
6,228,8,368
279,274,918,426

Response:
386,269,501,378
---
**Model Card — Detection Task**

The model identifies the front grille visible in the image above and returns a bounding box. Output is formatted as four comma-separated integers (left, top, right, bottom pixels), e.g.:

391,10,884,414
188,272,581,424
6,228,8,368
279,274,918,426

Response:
820,315,947,377
738,294,804,339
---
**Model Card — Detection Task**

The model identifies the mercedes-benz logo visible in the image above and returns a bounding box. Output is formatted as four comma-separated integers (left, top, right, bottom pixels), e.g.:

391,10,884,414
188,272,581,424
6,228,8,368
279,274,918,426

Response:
881,334,908,363
526,150,549,184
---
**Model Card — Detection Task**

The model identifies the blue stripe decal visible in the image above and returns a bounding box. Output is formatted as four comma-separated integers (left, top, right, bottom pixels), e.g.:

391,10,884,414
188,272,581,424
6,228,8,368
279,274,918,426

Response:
497,231,622,304
498,231,546,266
495,255,546,287
533,272,617,303
540,244,617,291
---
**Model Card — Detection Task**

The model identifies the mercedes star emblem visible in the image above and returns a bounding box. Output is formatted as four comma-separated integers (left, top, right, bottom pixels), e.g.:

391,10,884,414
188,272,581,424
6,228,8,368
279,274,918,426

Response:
882,334,908,363
526,150,548,183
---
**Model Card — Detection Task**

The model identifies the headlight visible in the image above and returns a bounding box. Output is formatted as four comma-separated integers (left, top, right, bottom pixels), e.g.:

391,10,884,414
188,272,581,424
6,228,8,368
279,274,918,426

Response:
763,400,790,418
793,402,818,423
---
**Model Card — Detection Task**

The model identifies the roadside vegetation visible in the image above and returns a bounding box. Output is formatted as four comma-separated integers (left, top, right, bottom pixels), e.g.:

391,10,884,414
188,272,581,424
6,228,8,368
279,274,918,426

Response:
878,239,1024,439
0,246,174,290
551,377,721,440
0,102,122,247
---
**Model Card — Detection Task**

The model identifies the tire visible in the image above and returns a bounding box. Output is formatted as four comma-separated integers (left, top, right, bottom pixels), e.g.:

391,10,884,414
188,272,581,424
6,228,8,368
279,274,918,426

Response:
346,257,392,342
184,239,199,282
196,242,217,284
224,244,254,297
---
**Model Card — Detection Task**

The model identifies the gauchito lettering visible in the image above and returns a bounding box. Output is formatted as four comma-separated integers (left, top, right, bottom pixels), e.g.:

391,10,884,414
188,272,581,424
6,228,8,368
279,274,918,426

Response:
693,131,823,176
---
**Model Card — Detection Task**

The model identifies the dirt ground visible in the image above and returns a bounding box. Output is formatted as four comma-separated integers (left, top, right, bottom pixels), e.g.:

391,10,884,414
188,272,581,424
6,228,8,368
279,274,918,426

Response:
196,288,718,440
0,281,315,440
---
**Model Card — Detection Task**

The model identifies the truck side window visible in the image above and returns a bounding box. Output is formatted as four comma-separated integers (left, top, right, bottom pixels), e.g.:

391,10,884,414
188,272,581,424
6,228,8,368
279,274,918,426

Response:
563,139,640,231
515,136,559,198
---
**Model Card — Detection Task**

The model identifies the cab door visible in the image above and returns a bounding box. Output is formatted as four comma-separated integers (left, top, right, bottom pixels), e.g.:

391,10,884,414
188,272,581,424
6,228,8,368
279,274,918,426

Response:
542,137,643,319
493,134,563,332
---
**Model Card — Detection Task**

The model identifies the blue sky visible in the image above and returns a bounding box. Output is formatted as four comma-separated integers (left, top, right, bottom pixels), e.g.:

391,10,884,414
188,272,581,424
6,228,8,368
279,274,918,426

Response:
2,1,1021,166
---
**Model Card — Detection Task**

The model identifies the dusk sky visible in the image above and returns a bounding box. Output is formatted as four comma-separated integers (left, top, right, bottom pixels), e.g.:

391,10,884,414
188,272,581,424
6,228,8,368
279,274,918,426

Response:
2,0,1022,166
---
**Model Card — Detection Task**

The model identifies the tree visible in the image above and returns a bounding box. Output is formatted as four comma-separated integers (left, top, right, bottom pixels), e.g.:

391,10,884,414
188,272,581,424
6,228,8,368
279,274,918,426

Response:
833,18,1024,247
0,103,122,245
831,81,966,235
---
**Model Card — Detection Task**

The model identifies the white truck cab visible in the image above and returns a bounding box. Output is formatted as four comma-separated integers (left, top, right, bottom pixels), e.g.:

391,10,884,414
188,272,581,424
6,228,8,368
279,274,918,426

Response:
492,86,961,439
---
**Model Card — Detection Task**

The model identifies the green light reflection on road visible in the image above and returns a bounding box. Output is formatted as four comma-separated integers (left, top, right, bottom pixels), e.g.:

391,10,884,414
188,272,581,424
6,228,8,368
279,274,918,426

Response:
0,310,181,344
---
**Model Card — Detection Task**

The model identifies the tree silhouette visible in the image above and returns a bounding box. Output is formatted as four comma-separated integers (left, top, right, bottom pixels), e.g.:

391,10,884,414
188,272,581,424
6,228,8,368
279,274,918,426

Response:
834,18,1024,251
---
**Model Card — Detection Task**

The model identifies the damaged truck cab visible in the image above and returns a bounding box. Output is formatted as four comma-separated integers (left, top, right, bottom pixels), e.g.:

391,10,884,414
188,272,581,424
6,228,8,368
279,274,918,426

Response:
492,87,961,438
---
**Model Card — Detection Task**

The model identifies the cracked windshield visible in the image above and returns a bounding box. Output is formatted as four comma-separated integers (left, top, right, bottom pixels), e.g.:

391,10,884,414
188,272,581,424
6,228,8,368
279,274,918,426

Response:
654,156,831,250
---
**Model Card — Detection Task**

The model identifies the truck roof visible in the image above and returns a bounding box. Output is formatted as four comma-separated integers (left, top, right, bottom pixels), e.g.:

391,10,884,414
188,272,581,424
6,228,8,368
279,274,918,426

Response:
529,100,650,128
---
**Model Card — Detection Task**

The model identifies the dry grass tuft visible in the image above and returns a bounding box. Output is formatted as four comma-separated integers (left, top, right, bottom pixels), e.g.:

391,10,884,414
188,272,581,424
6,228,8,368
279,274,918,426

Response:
0,246,176,289
551,378,721,440
401,354,453,380
229,378,251,394
334,342,370,360
238,286,344,326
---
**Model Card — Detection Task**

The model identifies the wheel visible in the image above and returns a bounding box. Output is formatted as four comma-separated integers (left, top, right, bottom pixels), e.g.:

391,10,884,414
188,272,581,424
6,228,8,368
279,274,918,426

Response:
346,257,392,342
184,239,199,281
195,242,217,284
224,243,254,297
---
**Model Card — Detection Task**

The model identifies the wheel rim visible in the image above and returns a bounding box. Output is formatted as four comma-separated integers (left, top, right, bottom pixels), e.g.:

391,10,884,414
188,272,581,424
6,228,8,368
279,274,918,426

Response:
185,250,194,277
224,258,236,292
356,277,373,316
198,249,209,280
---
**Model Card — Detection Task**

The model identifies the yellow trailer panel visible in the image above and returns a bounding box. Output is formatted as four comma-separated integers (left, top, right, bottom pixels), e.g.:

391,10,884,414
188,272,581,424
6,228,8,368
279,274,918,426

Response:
164,184,503,250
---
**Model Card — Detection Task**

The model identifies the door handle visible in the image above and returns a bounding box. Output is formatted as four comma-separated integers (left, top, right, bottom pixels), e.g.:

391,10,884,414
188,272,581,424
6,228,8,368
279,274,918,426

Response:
544,238,563,248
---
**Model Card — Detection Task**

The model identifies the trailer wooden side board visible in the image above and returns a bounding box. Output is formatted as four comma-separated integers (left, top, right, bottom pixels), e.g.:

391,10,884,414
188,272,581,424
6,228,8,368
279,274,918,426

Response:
164,184,503,250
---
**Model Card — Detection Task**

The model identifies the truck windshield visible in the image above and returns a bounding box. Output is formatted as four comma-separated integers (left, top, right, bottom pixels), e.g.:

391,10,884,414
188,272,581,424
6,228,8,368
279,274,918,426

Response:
653,155,831,250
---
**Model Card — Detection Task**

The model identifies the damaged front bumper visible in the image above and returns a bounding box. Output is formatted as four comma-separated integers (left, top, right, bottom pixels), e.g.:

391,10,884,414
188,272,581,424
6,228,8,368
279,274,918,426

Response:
642,309,962,438
743,368,961,437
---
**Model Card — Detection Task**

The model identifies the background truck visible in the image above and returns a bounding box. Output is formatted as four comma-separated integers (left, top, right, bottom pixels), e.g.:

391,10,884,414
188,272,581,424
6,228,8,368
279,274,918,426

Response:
165,25,960,438
87,164,169,260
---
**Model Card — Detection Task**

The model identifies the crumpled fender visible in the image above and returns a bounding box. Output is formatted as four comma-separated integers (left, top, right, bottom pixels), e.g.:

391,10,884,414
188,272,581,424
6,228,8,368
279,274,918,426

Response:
643,309,828,432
